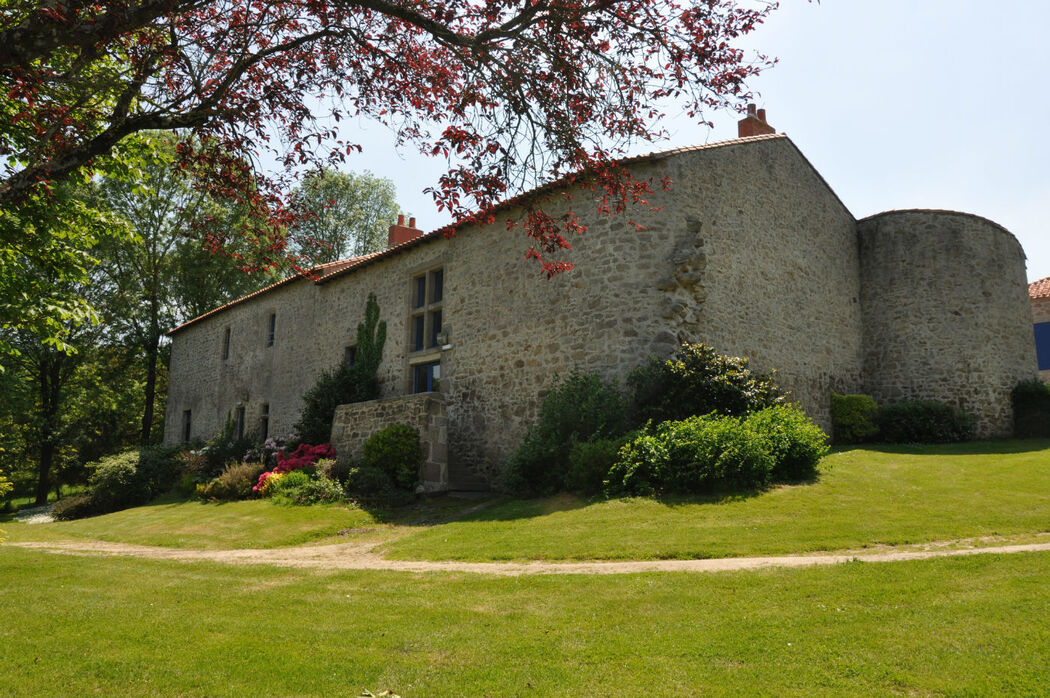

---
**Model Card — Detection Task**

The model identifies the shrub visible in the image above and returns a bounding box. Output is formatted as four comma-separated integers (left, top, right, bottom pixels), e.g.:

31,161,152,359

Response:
362,425,422,491
197,462,268,501
628,342,784,426
201,419,257,479
1012,379,1050,438
0,469,12,504
877,400,975,443
314,457,350,484
565,436,634,496
51,493,98,521
744,405,829,481
606,415,774,497
501,370,627,495
253,443,335,494
345,464,395,497
830,393,880,444
268,470,344,505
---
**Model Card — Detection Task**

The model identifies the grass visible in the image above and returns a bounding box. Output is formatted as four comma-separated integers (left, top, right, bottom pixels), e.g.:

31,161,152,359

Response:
2,547,1050,695
2,496,383,549
383,439,1050,561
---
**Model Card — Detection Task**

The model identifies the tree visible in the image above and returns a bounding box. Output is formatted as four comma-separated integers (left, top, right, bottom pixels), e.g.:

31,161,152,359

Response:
2,0,776,279
289,168,399,263
94,132,279,444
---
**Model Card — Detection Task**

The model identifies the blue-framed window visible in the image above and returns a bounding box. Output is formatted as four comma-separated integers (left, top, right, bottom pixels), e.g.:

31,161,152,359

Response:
1035,321,1050,370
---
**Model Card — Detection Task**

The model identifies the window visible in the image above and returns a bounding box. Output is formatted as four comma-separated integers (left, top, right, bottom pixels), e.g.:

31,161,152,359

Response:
409,267,444,352
1036,321,1050,370
413,361,440,393
267,313,276,347
182,410,192,442
222,327,231,360
260,403,269,441
235,406,245,440
344,346,357,367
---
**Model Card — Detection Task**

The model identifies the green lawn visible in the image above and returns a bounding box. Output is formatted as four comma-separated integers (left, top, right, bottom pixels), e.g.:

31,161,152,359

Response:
384,440,1050,561
2,547,1049,695
2,497,383,549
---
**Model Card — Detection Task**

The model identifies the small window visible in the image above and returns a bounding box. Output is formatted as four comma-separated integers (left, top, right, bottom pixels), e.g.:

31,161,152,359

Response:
235,406,245,440
412,361,440,393
267,313,276,347
260,403,269,441
222,327,231,360
182,410,192,442
344,346,357,367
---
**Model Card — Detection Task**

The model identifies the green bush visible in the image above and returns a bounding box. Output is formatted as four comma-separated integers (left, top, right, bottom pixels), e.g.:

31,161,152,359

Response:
744,405,829,481
345,464,395,497
314,457,350,484
361,424,422,491
628,342,784,426
197,462,267,501
269,470,344,505
200,419,257,479
565,436,635,496
877,400,975,443
51,493,99,521
830,393,880,444
606,415,774,497
1012,379,1050,438
501,370,628,495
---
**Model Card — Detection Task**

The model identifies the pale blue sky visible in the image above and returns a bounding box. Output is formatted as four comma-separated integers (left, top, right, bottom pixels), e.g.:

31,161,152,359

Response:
332,1,1050,282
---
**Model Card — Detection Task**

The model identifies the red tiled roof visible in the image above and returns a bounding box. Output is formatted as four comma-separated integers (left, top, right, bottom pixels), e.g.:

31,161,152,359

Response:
1031,276,1050,299
168,133,791,335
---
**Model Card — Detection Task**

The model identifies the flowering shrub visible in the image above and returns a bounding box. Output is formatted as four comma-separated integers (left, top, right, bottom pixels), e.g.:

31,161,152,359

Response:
253,443,335,493
243,436,287,467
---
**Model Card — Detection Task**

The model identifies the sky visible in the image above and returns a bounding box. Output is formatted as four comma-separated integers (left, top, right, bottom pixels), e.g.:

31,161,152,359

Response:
331,0,1050,282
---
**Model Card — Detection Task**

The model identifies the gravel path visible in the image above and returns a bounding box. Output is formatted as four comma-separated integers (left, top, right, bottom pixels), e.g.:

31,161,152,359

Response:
9,538,1050,576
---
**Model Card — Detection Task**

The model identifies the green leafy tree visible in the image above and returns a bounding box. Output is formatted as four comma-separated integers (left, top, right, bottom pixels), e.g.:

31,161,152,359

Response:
289,169,400,264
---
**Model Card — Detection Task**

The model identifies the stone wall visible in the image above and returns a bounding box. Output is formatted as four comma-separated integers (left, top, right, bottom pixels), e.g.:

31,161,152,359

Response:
858,210,1037,436
330,393,448,492
1033,295,1050,381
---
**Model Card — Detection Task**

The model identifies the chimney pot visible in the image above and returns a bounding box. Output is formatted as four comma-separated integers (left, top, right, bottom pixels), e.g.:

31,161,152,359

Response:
747,103,757,116
397,213,405,226
756,108,767,122
409,216,416,228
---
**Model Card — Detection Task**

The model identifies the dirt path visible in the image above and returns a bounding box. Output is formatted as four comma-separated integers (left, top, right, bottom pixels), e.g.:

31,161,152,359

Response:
8,537,1050,575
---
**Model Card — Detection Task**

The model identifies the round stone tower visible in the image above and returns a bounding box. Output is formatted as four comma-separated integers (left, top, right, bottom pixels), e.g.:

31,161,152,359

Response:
857,209,1036,437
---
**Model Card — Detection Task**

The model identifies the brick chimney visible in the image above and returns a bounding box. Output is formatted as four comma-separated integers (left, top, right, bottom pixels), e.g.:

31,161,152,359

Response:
737,104,775,138
387,214,423,248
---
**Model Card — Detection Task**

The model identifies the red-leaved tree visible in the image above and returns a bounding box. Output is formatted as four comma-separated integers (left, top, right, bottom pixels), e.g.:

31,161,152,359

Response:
2,0,776,275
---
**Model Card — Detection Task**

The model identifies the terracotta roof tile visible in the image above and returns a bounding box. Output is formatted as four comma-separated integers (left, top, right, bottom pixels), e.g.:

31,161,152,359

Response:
168,133,790,335
1031,276,1050,299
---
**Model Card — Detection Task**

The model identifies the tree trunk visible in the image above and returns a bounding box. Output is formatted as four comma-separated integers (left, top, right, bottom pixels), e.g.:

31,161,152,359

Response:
140,337,158,445
34,354,62,506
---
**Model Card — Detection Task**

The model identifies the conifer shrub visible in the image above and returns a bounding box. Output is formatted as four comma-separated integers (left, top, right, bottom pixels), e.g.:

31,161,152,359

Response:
500,370,628,495
1012,379,1050,438
628,342,784,426
361,424,422,491
830,393,880,444
877,400,975,443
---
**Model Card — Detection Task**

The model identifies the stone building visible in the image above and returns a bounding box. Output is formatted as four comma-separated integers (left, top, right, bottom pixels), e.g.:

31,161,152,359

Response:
164,111,1038,490
1031,277,1050,381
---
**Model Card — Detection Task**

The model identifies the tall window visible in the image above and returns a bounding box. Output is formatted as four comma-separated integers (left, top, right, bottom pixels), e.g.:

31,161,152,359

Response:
260,403,270,441
410,268,444,352
235,406,245,440
266,313,276,347
344,345,357,367
222,327,231,360
182,410,192,442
